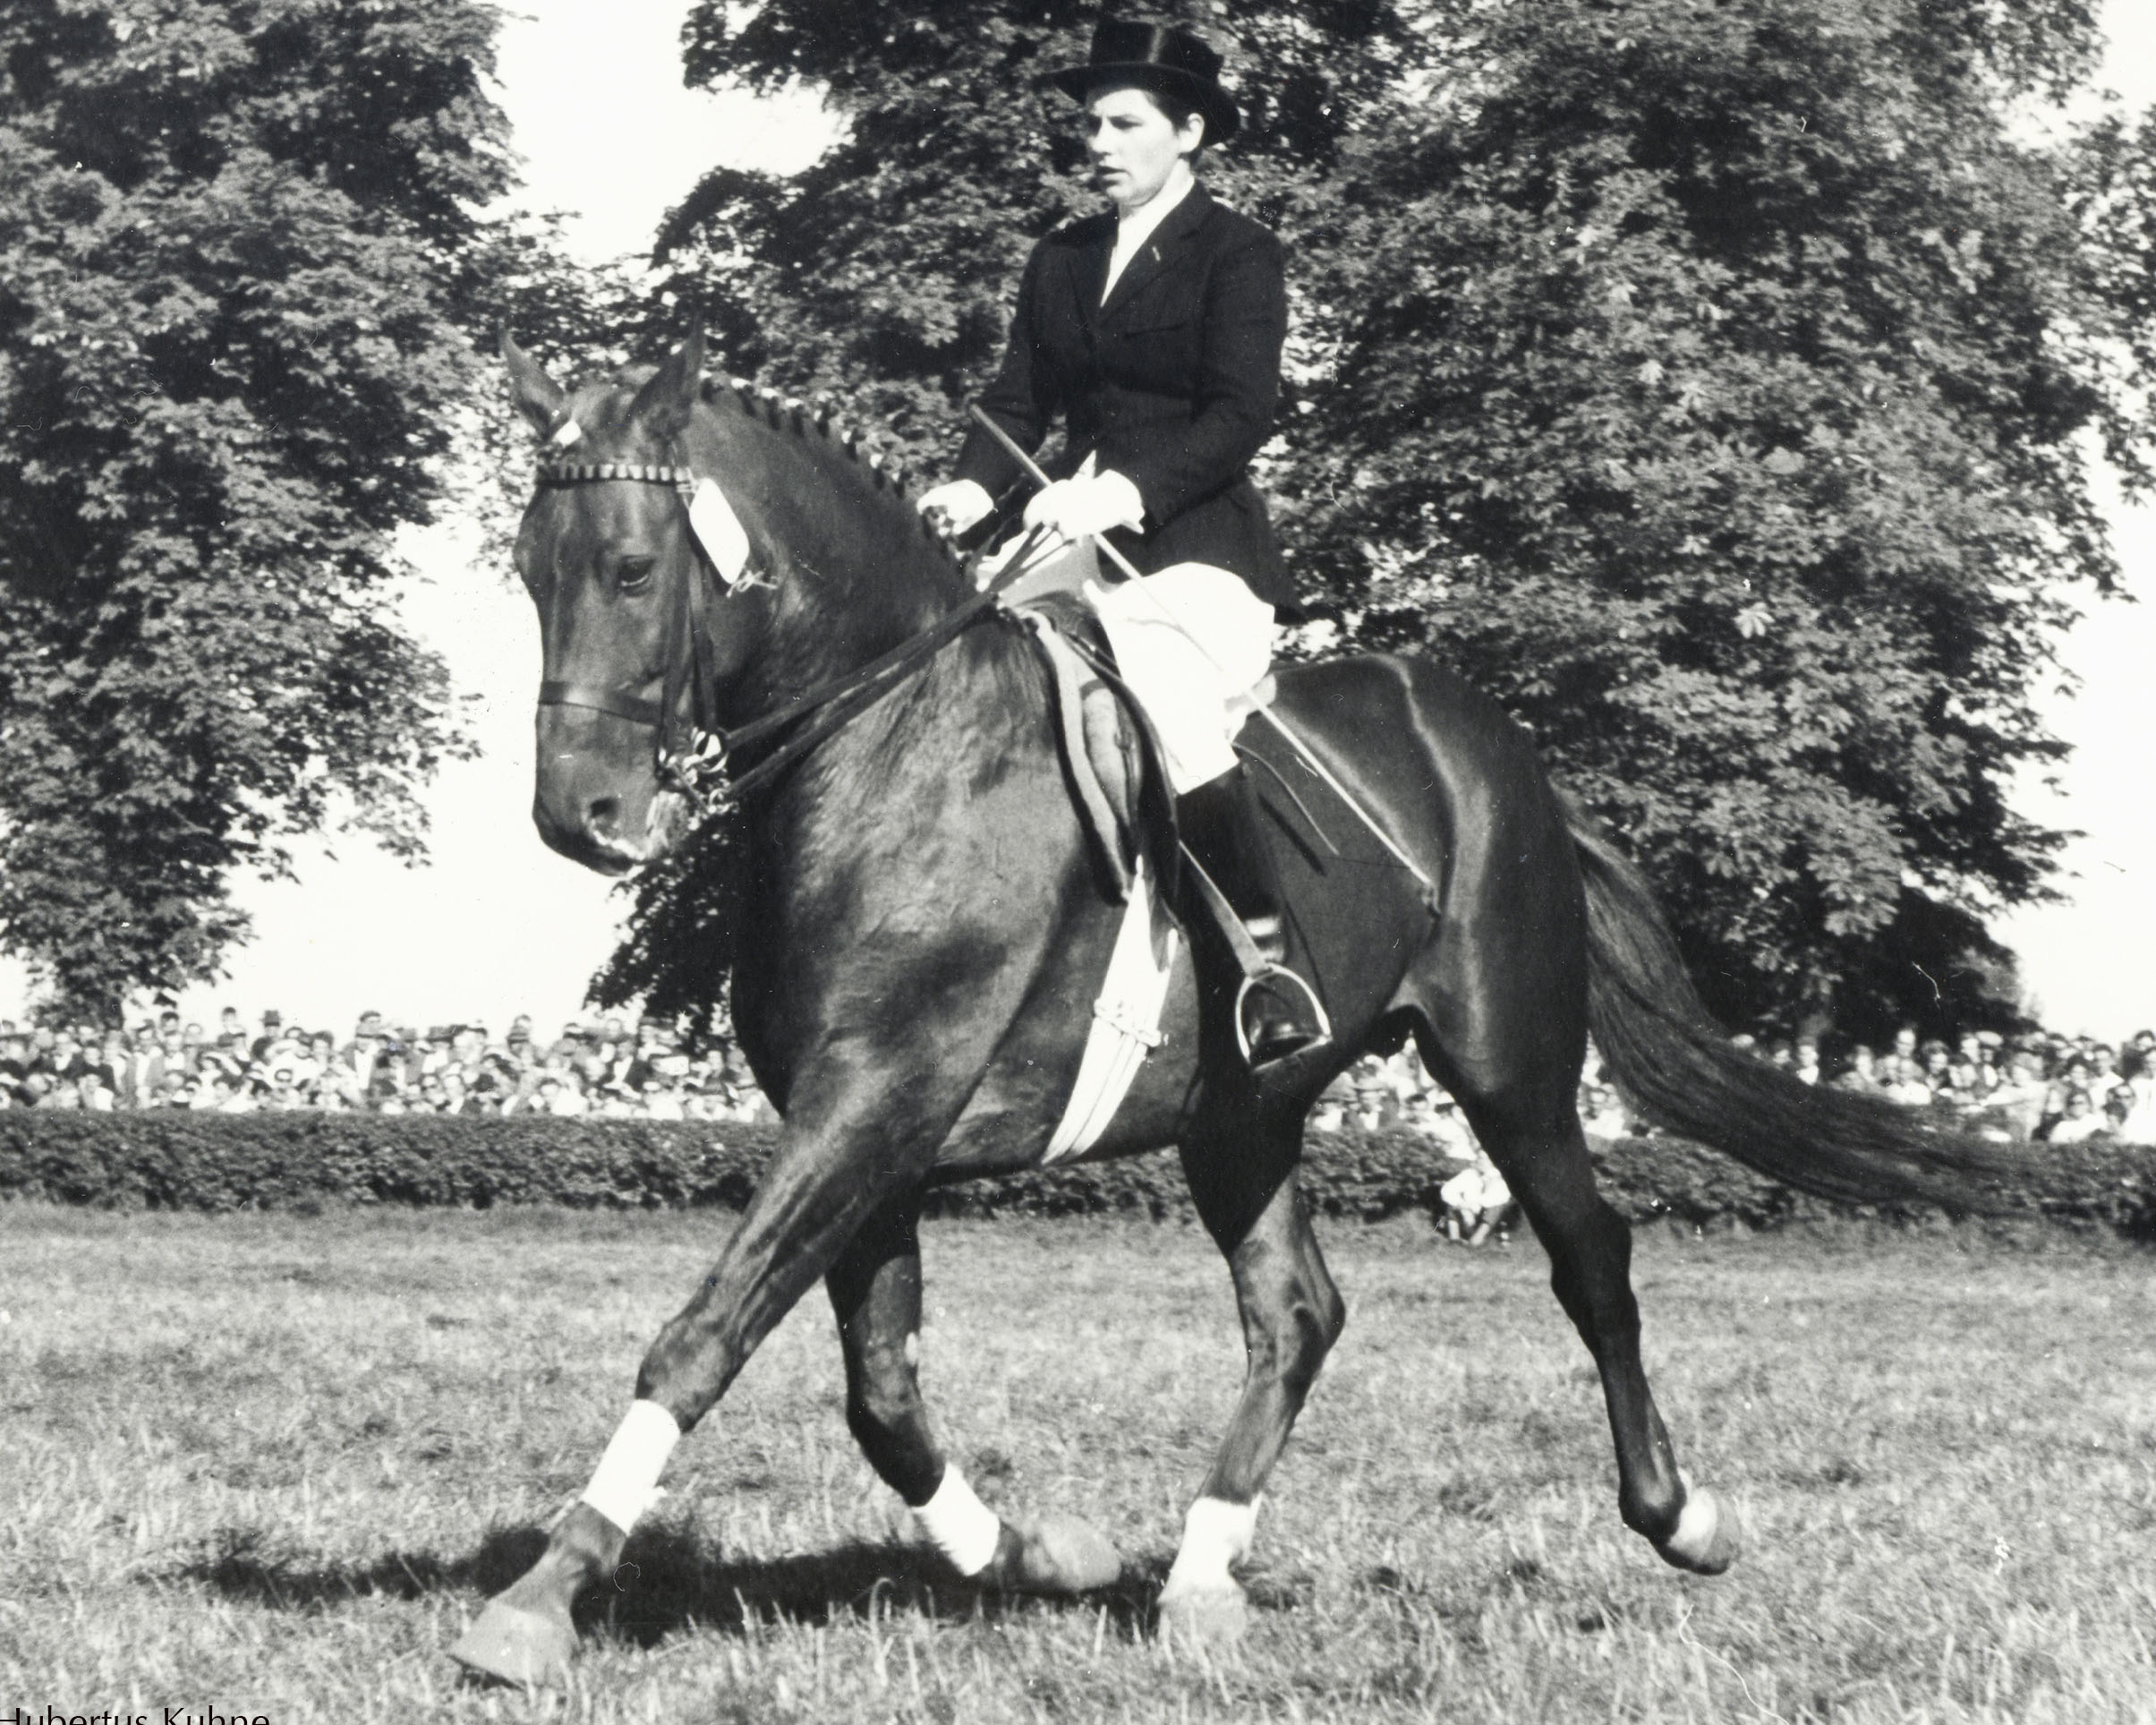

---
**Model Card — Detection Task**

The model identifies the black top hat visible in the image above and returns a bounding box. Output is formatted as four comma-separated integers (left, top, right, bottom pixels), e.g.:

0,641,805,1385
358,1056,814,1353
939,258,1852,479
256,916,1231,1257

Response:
1049,17,1240,142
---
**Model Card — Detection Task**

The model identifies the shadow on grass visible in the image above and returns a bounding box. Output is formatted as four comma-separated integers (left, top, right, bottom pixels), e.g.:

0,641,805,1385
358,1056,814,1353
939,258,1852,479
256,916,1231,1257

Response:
167,1522,1161,1644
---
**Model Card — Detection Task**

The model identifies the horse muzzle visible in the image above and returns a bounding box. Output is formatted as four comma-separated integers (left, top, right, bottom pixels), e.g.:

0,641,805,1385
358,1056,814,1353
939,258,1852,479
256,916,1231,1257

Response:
532,705,688,875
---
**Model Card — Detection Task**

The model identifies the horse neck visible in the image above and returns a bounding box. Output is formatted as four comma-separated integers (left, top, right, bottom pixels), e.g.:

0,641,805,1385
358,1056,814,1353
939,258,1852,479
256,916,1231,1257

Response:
683,396,967,701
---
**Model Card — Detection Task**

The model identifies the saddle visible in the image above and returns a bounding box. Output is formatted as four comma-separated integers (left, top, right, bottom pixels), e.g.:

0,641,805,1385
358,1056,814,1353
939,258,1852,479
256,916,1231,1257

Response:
1012,591,1180,907
1005,551,1334,1076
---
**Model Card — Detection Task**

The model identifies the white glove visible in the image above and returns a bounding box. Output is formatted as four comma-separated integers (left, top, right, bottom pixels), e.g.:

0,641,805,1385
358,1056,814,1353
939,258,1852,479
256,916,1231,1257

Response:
1022,470,1145,542
916,478,994,534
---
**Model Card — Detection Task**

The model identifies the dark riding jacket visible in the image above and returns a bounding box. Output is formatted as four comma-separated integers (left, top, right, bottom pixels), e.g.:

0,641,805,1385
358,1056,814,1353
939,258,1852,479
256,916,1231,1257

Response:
954,184,1299,614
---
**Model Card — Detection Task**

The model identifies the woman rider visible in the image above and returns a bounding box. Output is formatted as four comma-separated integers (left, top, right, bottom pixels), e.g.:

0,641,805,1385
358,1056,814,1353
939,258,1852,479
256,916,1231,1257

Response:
916,14,1325,1070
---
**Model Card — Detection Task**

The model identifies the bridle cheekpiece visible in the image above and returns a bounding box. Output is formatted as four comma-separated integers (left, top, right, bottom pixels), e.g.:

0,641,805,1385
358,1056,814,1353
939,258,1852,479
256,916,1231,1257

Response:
533,450,730,809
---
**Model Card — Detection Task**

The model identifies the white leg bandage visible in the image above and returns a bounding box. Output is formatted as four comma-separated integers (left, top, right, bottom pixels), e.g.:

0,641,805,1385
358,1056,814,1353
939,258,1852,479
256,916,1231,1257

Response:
1664,1485,1721,1564
913,1464,1002,1576
1163,1496,1258,1595
578,1400,682,1535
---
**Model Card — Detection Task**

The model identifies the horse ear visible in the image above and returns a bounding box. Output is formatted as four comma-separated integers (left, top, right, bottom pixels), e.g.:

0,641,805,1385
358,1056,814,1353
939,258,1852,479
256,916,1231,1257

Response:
502,332,567,436
629,328,706,440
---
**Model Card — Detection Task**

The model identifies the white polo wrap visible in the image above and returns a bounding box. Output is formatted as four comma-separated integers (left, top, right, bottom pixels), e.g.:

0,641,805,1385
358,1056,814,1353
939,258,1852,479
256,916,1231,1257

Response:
1163,1495,1258,1594
914,1464,1002,1576
578,1399,681,1535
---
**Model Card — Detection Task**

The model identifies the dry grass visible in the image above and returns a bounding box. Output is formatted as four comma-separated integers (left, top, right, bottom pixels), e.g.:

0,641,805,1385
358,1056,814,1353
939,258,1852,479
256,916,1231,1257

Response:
2,1202,2152,1722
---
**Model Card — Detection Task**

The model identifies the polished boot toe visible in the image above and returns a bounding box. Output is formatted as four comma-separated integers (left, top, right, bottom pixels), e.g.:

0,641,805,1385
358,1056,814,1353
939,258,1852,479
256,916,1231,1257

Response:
1240,978,1327,1069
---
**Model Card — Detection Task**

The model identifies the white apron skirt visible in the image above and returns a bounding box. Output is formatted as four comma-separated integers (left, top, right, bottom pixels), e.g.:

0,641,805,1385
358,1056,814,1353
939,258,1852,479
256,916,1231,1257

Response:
983,524,1279,795
1085,565,1276,793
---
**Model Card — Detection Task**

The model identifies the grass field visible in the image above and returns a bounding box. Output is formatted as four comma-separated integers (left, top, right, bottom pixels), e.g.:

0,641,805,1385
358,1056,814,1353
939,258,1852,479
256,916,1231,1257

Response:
3,1203,2152,1723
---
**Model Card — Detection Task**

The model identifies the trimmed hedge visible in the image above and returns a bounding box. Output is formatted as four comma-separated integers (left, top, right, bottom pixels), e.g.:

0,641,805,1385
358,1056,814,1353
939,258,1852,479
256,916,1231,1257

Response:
3,1111,2152,1234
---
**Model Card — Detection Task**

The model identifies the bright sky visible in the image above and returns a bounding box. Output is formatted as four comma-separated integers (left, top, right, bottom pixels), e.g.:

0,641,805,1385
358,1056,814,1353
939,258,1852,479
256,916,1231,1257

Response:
2,0,2149,1040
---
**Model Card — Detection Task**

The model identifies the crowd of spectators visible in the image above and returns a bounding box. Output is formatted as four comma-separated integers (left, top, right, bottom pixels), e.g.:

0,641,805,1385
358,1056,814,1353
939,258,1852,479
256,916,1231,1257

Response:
1308,1022,2156,1157
0,1006,780,1123
6,1003,2150,1156
1302,1020,2156,1240
1739,1022,2156,1146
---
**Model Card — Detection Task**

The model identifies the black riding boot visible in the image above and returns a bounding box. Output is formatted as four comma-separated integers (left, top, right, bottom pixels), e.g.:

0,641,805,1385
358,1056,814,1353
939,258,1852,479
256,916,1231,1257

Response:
1176,764,1329,1069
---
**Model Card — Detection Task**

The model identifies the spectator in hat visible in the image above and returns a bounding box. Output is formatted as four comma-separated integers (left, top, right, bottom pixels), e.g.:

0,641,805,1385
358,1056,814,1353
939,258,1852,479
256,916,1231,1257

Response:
262,1064,308,1112
247,1010,284,1064
1308,1072,1351,1132
1581,1083,1632,1140
505,1017,537,1071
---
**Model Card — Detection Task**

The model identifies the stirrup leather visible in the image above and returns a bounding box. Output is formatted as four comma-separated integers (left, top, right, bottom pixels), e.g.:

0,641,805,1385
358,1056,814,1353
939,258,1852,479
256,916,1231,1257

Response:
1233,963,1334,1067
1180,841,1334,1068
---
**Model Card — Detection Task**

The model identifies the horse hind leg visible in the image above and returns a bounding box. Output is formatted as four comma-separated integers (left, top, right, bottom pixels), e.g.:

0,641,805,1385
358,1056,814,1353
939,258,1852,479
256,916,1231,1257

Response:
1160,1118,1346,1649
1434,1042,1742,1576
828,1197,1120,1595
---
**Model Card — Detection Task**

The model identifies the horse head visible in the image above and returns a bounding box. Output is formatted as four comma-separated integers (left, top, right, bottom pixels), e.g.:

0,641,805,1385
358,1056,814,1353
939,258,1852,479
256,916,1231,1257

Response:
503,329,968,875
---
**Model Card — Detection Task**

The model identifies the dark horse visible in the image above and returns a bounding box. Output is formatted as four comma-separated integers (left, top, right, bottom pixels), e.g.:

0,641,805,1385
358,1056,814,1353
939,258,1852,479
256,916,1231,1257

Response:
453,332,2006,1685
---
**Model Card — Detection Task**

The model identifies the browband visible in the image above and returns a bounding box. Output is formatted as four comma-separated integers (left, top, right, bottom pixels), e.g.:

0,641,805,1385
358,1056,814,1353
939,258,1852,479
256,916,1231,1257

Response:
538,461,696,489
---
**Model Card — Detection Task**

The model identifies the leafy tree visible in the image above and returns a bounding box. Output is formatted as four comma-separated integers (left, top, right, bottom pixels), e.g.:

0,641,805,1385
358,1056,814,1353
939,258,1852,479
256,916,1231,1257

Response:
656,0,1419,468
1283,0,2155,1040
639,0,2153,1042
0,0,517,1015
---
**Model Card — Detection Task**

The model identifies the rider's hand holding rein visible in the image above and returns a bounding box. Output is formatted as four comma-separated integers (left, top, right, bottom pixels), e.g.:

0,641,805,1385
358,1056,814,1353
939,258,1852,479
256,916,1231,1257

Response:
1023,469,1145,545
914,461,1145,555
916,478,993,536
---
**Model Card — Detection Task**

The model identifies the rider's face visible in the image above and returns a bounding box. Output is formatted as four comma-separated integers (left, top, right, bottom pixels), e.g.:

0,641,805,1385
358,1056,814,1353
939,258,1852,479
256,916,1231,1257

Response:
1085,85,1203,213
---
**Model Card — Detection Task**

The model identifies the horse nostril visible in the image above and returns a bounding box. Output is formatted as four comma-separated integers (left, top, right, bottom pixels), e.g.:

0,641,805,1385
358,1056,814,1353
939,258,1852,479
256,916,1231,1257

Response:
589,797,620,833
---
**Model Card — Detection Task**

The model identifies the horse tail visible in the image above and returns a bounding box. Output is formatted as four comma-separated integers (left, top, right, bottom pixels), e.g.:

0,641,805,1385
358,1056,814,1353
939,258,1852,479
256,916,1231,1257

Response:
1566,811,2015,1211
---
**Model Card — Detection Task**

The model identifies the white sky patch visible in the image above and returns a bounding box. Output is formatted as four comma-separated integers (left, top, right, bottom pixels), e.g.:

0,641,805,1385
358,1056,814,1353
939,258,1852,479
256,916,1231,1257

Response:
491,0,837,267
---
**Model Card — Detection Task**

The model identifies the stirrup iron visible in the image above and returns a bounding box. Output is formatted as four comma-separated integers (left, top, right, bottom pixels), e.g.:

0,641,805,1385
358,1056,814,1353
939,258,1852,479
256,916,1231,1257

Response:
1233,963,1333,1068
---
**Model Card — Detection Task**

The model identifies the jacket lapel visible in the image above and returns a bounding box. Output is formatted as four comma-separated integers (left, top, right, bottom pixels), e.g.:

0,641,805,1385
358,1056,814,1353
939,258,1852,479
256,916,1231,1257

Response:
1066,215,1112,329
1098,184,1214,328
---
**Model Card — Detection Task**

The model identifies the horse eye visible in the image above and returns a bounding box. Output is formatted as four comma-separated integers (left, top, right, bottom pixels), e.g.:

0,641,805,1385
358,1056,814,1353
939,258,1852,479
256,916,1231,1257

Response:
618,555,656,592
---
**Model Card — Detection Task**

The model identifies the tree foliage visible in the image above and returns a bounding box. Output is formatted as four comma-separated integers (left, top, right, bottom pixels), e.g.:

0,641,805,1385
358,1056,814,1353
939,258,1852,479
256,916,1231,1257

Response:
0,0,518,1015
652,0,2156,1042
1285,0,2156,1038
657,0,1419,467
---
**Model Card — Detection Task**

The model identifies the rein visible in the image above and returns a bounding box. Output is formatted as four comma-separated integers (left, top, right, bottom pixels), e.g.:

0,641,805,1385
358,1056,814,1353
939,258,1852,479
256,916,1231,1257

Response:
535,453,1047,810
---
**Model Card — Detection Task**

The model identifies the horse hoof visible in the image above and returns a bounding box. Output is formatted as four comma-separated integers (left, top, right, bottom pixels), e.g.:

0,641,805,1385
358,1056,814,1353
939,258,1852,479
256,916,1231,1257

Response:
449,1598,578,1687
1003,1514,1123,1594
1157,1582,1249,1652
1655,1484,1743,1576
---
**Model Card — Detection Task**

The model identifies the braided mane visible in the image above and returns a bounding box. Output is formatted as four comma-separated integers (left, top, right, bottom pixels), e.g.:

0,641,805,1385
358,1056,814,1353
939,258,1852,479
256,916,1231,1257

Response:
696,373,966,570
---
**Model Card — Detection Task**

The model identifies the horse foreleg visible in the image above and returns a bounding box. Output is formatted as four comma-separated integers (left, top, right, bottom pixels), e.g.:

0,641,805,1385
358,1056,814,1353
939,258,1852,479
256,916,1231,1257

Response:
829,1198,1121,1595
1160,1124,1345,1648
450,1087,958,1687
1475,1099,1742,1576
